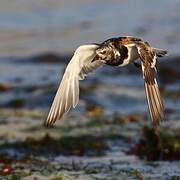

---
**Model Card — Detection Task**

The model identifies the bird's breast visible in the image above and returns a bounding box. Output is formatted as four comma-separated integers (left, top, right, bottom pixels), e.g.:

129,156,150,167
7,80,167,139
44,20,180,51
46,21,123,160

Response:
105,45,128,66
118,44,139,67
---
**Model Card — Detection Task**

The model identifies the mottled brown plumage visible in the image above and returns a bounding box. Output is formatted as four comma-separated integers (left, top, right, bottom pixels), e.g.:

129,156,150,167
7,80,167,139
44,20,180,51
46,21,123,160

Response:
119,36,142,45
135,41,164,127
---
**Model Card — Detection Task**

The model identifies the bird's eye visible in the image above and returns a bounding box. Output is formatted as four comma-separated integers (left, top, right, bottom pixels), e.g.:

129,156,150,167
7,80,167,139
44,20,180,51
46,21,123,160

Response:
101,50,106,54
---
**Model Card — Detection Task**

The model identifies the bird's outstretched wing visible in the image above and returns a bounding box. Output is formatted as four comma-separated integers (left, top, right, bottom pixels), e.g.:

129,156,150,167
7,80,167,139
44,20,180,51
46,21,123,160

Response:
45,44,105,127
136,42,164,127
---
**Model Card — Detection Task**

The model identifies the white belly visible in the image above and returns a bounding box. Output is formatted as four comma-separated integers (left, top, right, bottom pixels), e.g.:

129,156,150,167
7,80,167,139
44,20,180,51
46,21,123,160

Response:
119,45,139,67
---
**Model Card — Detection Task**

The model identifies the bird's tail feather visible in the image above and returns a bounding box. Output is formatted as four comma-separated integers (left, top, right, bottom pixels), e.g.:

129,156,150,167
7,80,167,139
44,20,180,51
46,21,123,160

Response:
153,48,168,58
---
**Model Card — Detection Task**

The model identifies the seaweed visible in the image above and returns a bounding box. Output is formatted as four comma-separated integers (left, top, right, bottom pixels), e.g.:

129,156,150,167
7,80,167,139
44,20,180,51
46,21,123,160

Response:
129,126,180,161
0,134,108,157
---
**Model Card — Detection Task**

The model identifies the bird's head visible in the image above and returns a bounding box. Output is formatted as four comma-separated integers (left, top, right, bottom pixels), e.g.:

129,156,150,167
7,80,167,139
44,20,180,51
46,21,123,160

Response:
95,43,120,62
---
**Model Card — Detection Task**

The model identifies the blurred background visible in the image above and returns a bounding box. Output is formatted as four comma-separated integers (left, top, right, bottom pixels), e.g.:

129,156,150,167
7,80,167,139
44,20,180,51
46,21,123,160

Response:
0,0,179,179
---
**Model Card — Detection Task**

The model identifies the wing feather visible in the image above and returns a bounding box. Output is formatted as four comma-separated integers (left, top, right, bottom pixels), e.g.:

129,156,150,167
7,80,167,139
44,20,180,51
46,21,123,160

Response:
45,44,105,127
142,64,164,127
136,42,164,127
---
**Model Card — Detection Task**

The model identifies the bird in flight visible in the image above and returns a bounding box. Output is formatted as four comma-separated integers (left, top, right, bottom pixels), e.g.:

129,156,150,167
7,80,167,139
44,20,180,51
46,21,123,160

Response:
45,36,168,128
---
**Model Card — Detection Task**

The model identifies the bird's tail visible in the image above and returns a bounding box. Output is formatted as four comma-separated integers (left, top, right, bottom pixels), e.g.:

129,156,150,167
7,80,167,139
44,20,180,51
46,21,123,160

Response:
153,48,168,58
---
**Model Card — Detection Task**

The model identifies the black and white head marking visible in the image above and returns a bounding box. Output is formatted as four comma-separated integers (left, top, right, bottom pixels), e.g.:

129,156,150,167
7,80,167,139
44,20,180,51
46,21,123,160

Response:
95,44,120,62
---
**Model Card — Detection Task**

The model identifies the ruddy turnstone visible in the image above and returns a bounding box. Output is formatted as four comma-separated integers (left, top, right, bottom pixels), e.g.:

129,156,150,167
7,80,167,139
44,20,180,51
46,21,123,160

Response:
45,36,168,128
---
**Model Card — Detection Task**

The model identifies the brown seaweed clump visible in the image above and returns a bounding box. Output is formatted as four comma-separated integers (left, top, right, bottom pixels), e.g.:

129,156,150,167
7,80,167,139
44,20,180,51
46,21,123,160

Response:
0,134,108,157
129,127,180,161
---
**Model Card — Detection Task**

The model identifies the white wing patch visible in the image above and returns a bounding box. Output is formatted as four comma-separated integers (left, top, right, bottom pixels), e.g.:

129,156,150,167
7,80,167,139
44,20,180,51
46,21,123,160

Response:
151,54,157,68
45,44,105,126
